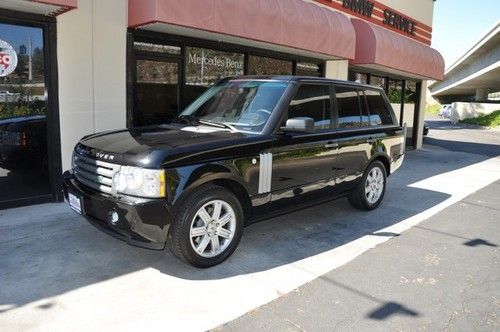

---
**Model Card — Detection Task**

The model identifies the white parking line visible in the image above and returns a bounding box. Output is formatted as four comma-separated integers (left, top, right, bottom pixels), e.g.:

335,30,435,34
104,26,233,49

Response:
2,157,500,332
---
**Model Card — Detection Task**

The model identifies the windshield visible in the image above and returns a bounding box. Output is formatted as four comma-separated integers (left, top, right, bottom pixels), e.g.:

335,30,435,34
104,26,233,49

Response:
180,79,289,133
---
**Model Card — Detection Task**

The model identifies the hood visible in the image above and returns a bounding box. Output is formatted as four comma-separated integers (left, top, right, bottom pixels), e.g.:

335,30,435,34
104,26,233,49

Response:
76,124,263,168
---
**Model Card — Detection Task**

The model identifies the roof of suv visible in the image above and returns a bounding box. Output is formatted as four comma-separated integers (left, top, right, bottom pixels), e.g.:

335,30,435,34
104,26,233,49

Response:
231,75,384,91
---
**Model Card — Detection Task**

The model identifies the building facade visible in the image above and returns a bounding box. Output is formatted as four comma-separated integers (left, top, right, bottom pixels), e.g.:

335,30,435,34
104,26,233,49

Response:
0,0,444,208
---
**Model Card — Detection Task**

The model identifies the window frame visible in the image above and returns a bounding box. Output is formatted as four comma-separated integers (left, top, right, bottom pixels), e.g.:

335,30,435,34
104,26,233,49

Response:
0,8,63,209
332,84,365,130
133,55,182,127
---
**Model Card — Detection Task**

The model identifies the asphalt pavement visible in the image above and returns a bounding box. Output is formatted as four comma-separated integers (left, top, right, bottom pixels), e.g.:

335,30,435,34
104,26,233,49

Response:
216,179,500,331
424,115,500,157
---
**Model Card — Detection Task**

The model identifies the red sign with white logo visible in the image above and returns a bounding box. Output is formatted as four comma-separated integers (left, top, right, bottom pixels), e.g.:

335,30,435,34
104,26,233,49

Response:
0,40,18,77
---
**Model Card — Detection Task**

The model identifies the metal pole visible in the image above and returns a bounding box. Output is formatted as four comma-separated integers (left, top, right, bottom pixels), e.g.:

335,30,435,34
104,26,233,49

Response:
28,35,33,81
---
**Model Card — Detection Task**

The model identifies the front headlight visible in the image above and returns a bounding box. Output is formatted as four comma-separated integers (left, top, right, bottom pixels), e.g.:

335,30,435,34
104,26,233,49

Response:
112,166,166,198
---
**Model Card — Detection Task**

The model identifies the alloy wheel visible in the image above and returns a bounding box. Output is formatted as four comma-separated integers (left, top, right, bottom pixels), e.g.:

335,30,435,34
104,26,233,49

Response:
365,166,385,204
189,200,237,258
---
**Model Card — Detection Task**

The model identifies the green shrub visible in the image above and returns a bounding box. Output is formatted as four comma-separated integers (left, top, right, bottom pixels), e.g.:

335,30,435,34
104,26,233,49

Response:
425,104,441,114
460,110,500,128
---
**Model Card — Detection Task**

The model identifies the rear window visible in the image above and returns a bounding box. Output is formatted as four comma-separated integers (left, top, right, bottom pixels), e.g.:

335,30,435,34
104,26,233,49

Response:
335,86,361,128
365,89,394,125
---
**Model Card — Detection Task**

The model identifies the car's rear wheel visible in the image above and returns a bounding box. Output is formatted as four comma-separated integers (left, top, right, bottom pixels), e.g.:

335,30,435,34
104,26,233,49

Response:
348,160,387,210
167,184,244,268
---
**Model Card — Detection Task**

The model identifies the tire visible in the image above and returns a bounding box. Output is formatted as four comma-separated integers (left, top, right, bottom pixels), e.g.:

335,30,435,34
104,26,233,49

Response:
167,184,244,268
348,160,387,211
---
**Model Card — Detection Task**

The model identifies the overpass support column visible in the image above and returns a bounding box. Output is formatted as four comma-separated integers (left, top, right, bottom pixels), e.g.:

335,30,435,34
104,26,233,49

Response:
475,88,489,101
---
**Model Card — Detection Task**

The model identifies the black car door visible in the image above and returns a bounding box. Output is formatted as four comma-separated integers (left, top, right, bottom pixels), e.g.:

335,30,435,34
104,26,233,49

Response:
332,85,373,193
267,83,340,210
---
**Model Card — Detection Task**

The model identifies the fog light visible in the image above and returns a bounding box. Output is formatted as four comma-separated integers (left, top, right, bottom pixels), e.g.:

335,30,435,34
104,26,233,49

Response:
109,211,119,225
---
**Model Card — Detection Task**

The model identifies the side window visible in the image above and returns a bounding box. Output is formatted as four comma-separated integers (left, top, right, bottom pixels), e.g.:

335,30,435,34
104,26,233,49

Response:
365,89,394,125
288,84,331,130
335,86,361,128
359,90,371,127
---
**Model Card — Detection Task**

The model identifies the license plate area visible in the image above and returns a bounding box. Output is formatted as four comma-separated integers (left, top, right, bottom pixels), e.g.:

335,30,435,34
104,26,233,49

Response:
68,192,83,214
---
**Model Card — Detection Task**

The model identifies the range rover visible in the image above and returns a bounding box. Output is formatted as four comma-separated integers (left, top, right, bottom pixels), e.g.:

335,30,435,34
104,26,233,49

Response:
63,76,406,268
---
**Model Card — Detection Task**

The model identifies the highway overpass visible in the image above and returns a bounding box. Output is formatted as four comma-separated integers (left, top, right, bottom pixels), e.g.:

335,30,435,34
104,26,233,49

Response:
429,21,499,104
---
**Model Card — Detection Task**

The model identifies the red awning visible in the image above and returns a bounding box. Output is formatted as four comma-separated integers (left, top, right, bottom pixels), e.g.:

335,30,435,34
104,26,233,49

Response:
0,0,76,16
31,0,77,15
32,0,76,6
129,0,355,59
350,19,444,81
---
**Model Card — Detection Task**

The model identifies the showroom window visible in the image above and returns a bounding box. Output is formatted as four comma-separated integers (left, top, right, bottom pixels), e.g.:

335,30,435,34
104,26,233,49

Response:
135,59,180,126
248,55,293,75
348,71,368,84
133,41,181,55
370,75,386,89
296,62,322,77
184,47,244,107
129,32,324,129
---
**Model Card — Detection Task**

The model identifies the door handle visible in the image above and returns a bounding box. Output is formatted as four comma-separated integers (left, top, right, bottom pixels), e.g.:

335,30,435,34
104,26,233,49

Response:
324,142,339,149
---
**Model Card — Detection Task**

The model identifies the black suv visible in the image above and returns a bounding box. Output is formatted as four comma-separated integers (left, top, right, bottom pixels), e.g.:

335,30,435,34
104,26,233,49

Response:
63,76,406,267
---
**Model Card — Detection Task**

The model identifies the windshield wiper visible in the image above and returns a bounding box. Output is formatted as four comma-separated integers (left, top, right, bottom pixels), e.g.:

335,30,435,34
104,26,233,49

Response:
198,119,237,132
174,115,199,125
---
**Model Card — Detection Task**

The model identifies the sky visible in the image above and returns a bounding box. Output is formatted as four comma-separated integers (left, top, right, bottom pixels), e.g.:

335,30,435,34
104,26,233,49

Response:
431,0,499,69
0,23,44,52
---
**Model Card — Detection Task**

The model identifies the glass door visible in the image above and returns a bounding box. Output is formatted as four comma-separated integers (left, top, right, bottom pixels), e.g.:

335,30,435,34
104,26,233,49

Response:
134,58,180,126
0,22,50,205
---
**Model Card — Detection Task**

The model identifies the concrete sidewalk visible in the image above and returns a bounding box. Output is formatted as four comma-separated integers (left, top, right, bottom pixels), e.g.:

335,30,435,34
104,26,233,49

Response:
216,180,500,331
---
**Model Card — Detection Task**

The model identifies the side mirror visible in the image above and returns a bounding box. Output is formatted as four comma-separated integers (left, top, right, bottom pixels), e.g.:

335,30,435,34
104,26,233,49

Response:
280,117,315,134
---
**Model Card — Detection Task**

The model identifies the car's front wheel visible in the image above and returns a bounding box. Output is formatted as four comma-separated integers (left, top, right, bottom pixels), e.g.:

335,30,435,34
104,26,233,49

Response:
167,184,244,268
348,160,387,210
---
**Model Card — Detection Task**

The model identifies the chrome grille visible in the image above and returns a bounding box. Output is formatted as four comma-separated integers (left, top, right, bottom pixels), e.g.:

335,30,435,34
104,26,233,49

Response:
73,153,121,194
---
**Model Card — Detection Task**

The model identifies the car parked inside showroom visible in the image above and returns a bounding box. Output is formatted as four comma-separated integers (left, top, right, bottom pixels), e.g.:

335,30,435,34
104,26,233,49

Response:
63,76,406,267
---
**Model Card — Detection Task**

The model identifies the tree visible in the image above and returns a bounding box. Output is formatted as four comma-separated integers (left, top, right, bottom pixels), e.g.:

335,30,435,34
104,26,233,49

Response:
32,47,44,81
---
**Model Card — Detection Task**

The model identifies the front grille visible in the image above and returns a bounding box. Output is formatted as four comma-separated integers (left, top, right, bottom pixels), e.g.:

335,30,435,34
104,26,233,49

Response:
73,153,121,194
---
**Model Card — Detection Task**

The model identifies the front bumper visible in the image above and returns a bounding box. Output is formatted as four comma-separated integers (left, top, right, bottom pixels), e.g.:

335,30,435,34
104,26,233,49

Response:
63,171,172,250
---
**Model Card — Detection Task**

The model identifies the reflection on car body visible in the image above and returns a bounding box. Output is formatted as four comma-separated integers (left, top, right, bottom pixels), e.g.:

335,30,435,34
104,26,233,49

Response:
0,115,47,170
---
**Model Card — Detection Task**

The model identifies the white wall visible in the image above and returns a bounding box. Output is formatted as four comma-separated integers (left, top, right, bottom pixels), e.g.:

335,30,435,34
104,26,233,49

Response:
391,89,426,149
393,104,415,129
392,87,427,148
57,0,127,171
415,85,427,149
450,102,500,124
325,60,349,80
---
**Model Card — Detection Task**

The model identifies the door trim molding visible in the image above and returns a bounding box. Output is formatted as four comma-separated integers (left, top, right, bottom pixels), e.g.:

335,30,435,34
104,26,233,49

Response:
258,153,273,194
